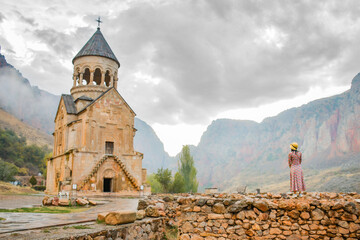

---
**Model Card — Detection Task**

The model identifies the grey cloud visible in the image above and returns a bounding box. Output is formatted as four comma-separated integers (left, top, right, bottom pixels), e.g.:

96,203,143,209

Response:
14,10,37,26
0,12,5,23
3,0,360,125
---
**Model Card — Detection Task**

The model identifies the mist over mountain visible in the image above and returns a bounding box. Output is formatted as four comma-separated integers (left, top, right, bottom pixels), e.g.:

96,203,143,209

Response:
191,74,360,192
0,53,59,134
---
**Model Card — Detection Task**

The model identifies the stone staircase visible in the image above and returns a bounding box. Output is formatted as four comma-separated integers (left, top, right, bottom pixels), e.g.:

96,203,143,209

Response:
77,154,140,191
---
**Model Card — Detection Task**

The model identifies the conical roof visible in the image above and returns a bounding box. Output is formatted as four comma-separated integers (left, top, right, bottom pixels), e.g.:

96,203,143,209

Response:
72,28,120,66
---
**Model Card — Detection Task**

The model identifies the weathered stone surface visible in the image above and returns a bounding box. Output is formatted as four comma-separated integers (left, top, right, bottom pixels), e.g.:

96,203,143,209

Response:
212,203,225,214
136,210,145,220
269,228,282,235
227,200,247,213
104,211,136,225
58,199,69,206
311,208,325,220
52,197,59,206
137,199,148,210
76,198,88,206
182,222,194,233
288,210,300,219
253,200,269,212
300,211,310,219
208,214,224,220
196,198,207,206
145,205,160,217
97,212,108,222
88,200,96,206
344,202,357,214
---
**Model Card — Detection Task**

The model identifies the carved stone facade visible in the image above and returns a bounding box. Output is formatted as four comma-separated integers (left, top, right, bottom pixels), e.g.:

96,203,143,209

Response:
46,28,148,195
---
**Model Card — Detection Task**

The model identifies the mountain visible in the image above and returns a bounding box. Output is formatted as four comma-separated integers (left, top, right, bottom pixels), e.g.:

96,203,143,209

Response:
191,74,360,193
0,107,52,148
0,53,59,134
134,118,174,173
0,53,171,173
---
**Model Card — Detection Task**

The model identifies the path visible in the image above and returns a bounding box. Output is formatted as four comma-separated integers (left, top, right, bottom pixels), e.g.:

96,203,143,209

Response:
0,195,138,234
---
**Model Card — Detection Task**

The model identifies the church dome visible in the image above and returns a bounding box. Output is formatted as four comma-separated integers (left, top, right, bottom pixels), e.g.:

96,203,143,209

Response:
72,28,120,67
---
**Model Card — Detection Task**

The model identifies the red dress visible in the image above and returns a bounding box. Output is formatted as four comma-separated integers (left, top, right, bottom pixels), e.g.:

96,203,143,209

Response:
288,151,306,192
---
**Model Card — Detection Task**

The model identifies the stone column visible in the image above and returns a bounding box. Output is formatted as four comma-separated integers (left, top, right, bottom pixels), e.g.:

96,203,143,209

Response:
79,73,84,85
73,75,77,87
101,72,105,86
89,70,94,85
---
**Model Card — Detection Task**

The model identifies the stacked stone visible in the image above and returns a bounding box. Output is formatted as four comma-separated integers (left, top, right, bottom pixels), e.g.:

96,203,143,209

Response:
140,192,360,240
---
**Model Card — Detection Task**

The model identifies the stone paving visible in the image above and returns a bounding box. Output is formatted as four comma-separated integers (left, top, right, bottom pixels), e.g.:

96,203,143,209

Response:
0,195,139,234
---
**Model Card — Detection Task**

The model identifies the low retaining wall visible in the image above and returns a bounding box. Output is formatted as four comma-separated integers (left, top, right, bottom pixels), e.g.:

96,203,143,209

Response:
139,192,360,239
59,218,165,240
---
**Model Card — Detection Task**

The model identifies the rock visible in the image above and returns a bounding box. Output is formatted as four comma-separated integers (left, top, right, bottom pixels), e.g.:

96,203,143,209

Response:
137,199,148,210
88,200,96,206
182,222,194,233
300,212,310,219
76,198,88,206
145,205,160,217
136,210,145,220
349,222,360,232
212,203,225,214
52,197,59,206
163,196,171,202
94,236,105,240
269,228,282,235
195,198,207,206
206,199,215,206
104,211,136,225
208,214,224,220
338,220,349,228
311,208,325,220
97,212,108,222
288,210,300,219
328,192,338,199
332,202,343,210
42,196,50,206
58,199,69,206
180,234,190,240
344,202,357,214
253,200,269,212
296,201,310,211
227,200,247,213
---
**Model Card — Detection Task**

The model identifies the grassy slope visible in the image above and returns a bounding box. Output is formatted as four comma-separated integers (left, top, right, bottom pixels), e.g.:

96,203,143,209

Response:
0,181,38,195
0,108,53,148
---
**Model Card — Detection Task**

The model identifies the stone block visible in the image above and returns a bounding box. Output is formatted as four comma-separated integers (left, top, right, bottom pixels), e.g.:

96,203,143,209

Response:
104,210,136,225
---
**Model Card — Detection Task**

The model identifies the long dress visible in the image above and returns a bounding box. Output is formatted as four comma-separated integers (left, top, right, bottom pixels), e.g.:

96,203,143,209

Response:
288,151,306,192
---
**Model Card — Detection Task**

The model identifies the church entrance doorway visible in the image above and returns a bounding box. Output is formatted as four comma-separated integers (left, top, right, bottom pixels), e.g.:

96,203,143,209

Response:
103,178,112,192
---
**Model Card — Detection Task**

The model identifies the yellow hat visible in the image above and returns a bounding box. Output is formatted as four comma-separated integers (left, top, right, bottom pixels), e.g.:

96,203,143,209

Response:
290,142,298,150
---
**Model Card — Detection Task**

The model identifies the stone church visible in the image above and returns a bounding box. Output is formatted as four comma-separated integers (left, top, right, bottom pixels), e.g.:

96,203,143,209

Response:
46,26,148,195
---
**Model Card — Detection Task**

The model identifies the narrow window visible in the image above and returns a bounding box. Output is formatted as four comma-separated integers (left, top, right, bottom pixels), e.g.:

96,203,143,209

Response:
105,141,114,154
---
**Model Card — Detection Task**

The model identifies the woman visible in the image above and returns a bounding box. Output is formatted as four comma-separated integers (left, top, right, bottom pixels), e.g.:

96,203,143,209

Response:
288,142,305,196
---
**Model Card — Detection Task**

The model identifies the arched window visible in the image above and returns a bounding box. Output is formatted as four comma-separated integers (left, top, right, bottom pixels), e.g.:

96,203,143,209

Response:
76,68,80,86
105,70,111,87
93,68,101,85
83,68,90,85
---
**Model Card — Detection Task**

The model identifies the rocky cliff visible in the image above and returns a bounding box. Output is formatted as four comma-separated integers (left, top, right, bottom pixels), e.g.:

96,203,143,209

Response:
192,74,360,192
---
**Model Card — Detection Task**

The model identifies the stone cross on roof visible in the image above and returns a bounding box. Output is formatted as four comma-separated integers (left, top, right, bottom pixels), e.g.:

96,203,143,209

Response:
96,17,102,29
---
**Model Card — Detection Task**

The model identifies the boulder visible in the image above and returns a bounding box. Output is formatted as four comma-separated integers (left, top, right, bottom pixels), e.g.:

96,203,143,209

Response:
76,198,88,206
58,199,69,206
88,200,97,206
42,196,52,206
52,197,59,206
104,211,136,225
227,200,248,213
212,203,226,214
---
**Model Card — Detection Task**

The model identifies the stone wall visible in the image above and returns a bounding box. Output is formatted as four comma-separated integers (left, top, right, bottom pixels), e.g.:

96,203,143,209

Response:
139,192,360,239
59,218,165,240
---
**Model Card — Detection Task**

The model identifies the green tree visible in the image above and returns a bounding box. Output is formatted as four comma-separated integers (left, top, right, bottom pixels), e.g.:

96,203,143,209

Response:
29,175,37,186
170,172,186,193
178,145,198,193
0,159,19,181
154,168,172,193
147,174,162,193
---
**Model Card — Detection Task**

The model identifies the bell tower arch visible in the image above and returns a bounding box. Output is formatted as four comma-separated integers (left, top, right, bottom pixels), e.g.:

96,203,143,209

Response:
70,27,120,100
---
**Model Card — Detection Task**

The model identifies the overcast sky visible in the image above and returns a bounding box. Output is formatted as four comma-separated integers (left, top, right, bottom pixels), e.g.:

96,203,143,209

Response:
0,0,358,155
